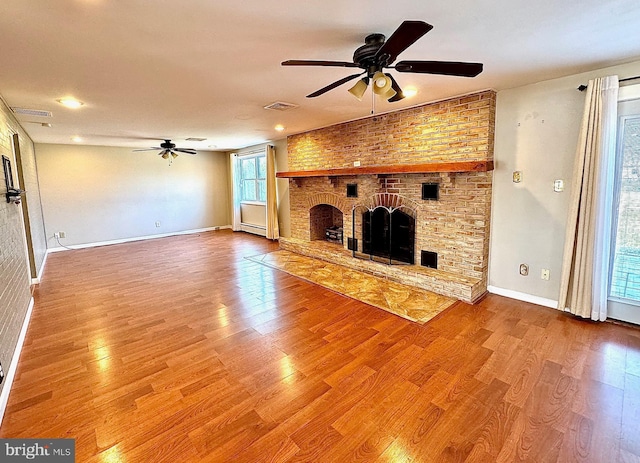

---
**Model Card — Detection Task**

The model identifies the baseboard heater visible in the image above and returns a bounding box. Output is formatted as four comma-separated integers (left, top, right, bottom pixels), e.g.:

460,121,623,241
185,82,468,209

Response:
240,223,266,237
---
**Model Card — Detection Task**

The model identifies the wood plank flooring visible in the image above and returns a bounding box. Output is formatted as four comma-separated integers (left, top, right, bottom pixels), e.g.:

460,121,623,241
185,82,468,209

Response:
1,230,639,462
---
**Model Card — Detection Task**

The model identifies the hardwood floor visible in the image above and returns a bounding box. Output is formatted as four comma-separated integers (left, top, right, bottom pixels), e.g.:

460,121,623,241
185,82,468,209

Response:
1,230,639,462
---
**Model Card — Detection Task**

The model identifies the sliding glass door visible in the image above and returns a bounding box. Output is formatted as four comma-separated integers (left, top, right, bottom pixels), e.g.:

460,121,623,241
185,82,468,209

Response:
609,98,640,324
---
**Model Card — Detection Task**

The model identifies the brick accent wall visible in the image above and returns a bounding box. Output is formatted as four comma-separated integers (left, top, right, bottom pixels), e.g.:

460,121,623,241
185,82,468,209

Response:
283,90,495,302
0,100,36,399
287,91,495,170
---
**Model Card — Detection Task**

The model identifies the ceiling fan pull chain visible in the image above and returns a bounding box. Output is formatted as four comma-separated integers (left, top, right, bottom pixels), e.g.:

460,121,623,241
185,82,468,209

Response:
371,87,376,115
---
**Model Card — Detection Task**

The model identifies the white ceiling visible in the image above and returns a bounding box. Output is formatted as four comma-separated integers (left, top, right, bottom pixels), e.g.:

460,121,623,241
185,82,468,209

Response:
1,0,640,152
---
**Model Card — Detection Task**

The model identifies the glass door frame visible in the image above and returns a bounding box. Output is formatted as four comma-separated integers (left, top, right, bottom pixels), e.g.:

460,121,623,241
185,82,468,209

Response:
608,104,640,324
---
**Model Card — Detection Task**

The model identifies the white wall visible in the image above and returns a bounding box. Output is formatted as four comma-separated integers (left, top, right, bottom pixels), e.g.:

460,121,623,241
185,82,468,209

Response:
35,144,230,247
241,203,266,227
489,59,640,305
274,137,290,238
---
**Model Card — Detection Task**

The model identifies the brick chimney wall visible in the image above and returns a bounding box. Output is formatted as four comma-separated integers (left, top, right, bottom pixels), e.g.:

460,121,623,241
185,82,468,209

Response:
283,90,496,300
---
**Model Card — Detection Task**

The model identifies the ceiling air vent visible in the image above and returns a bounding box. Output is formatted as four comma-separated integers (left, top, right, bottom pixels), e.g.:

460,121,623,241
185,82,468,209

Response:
185,137,207,142
263,101,299,111
10,107,53,118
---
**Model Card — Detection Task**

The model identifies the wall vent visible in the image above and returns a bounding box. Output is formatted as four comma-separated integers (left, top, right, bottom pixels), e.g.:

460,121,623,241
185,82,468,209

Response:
264,101,299,111
11,107,53,118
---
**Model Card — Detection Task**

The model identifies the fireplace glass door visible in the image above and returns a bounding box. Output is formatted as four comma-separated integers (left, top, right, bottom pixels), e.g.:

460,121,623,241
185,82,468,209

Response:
357,206,415,265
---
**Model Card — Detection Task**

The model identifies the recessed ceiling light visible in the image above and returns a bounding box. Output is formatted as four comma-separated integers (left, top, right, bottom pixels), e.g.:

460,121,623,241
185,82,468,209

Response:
403,87,418,98
274,124,285,132
71,136,82,142
57,98,84,109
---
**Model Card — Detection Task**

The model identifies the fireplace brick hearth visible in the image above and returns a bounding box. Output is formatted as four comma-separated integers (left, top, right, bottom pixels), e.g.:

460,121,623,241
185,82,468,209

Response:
280,90,495,303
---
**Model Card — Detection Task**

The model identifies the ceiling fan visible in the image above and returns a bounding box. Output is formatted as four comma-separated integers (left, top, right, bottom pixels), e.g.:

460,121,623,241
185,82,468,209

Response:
282,20,483,102
133,139,196,161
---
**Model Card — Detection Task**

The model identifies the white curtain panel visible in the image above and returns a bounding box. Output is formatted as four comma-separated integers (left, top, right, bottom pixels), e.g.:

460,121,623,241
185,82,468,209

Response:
265,145,280,240
558,75,619,320
229,152,242,231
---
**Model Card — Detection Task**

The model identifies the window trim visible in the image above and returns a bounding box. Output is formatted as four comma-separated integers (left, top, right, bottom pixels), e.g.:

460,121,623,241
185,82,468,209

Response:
240,200,266,207
238,153,266,203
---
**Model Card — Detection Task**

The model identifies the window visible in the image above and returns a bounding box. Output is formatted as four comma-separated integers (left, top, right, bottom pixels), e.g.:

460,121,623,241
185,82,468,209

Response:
610,113,640,301
240,154,266,202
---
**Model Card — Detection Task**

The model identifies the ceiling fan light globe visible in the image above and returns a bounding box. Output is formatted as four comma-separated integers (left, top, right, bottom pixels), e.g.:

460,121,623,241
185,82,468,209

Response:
382,87,397,100
171,152,178,158
161,152,169,159
372,71,392,95
348,78,369,100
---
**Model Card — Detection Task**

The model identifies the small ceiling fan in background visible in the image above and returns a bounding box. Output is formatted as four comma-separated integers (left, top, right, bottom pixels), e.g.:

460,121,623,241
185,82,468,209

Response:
133,139,196,163
282,20,483,103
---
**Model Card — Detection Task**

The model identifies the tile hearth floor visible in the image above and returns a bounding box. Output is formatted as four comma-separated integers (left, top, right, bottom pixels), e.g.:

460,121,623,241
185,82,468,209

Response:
247,250,456,324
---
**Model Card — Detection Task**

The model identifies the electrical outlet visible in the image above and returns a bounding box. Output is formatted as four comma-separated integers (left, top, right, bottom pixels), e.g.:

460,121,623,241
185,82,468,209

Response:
541,269,550,280
155,221,161,228
554,179,564,192
519,264,529,276
54,232,59,239
59,231,66,239
353,161,361,167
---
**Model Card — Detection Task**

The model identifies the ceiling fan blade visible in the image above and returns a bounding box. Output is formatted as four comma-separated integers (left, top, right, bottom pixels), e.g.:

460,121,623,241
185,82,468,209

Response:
375,21,433,66
395,60,483,77
174,148,197,155
282,60,359,68
307,72,365,98
133,147,162,151
385,74,405,102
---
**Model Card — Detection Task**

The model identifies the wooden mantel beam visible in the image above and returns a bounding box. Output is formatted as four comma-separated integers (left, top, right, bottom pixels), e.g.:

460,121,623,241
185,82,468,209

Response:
276,160,494,178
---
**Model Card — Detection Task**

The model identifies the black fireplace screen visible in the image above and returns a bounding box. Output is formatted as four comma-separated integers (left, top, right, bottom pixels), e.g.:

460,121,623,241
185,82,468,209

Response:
352,205,415,265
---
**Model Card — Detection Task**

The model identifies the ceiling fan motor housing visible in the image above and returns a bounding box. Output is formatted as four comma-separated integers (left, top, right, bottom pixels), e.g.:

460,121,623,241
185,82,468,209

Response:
160,140,176,150
353,33,387,76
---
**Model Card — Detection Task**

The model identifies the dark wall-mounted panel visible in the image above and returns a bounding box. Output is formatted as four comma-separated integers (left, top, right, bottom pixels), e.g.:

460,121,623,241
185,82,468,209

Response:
421,250,438,269
422,183,439,201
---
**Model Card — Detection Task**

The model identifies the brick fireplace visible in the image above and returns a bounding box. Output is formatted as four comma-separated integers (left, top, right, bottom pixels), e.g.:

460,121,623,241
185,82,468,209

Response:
278,90,495,303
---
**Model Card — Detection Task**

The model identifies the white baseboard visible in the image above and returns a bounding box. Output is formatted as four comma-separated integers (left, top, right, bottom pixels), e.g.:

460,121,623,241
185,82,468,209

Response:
487,285,558,309
31,248,50,284
47,225,232,253
0,297,35,428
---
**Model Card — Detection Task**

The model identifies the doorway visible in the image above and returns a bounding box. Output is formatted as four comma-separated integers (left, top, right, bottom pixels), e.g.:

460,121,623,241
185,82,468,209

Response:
609,97,640,324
